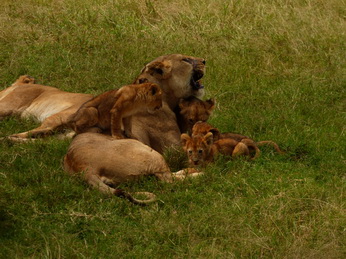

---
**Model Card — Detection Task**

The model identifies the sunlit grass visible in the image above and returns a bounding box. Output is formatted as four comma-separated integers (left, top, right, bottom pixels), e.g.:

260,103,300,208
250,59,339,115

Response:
0,0,345,257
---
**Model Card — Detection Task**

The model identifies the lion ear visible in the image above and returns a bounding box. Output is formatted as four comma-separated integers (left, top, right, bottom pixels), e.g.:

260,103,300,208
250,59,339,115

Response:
206,98,215,112
179,98,187,109
180,133,191,147
148,84,158,95
209,128,221,141
204,132,214,146
146,60,172,80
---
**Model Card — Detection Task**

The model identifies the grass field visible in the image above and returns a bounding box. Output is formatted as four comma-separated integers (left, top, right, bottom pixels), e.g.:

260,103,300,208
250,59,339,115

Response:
0,0,345,257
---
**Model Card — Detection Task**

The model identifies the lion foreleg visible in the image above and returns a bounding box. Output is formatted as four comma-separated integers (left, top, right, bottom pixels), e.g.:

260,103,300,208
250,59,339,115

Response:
8,118,60,139
110,107,124,139
172,168,204,180
122,116,134,138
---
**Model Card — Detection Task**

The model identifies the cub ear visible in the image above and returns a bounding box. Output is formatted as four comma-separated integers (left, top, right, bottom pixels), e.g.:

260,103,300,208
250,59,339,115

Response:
205,98,215,111
180,133,191,147
146,60,172,80
204,132,214,146
149,84,159,95
179,98,187,109
209,128,221,141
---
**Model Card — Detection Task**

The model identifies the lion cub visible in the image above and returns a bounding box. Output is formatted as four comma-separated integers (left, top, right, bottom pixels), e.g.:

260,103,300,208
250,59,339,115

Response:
181,132,250,166
187,121,284,163
175,96,215,133
70,82,162,139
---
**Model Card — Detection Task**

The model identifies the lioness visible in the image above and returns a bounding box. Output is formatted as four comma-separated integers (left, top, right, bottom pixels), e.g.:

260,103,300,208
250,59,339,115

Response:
181,132,250,166
0,75,93,140
1,54,206,153
69,82,162,139
175,96,215,134
64,132,203,205
130,54,206,153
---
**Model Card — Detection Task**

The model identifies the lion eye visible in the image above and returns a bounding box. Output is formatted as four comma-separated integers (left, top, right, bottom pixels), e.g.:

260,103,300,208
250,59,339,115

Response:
182,58,193,64
198,149,203,154
188,150,193,154
138,78,148,84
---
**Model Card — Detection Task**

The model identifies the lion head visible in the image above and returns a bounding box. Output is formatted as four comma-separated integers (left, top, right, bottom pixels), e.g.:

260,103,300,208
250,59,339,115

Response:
178,97,215,133
12,75,36,85
137,83,163,112
181,132,214,166
133,54,206,109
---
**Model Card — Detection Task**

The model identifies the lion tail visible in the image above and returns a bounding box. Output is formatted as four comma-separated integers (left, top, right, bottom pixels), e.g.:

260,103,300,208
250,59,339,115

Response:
86,173,157,205
114,190,157,205
256,141,284,154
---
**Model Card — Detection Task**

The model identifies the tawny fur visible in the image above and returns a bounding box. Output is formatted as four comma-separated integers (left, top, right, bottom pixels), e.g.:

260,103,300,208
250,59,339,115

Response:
191,122,284,160
130,54,206,153
64,132,203,204
1,54,206,154
69,83,162,139
175,96,215,134
181,132,250,167
0,75,93,140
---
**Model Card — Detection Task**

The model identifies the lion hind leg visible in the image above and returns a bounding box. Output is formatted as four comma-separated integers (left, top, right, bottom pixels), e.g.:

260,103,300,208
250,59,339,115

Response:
240,138,261,159
71,107,99,134
232,142,250,158
0,100,21,120
0,109,14,120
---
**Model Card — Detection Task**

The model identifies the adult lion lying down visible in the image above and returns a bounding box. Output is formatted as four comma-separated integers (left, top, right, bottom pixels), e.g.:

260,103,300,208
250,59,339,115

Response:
0,75,93,140
63,132,203,205
128,54,206,152
1,54,206,153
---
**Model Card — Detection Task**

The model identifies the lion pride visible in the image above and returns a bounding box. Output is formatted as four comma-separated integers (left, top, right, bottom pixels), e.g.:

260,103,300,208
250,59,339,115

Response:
0,54,206,153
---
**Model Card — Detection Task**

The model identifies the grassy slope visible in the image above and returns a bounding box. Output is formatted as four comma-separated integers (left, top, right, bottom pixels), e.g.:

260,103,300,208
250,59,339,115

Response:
0,0,345,257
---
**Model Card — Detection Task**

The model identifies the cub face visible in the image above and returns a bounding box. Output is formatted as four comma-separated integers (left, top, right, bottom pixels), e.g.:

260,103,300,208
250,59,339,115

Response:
142,83,163,112
181,132,214,166
179,97,215,132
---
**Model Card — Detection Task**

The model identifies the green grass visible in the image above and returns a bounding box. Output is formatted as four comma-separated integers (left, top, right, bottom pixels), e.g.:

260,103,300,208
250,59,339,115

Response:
0,0,345,257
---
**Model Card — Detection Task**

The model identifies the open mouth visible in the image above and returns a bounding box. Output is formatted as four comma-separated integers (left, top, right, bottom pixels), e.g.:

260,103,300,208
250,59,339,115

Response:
190,70,204,90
